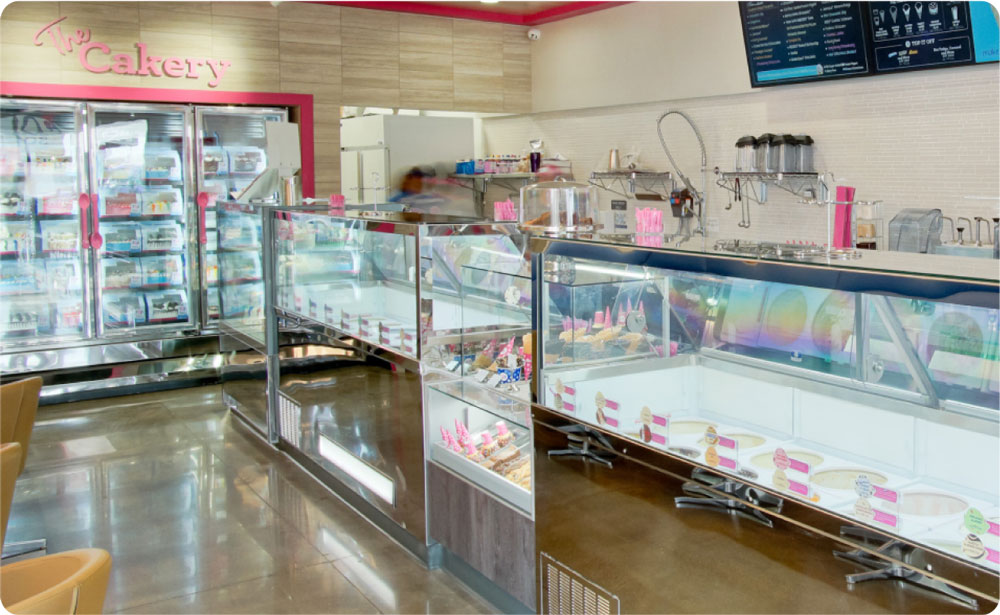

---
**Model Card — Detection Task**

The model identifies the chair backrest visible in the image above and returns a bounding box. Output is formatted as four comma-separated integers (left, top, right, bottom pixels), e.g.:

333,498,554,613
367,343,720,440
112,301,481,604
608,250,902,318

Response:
0,377,42,475
0,442,22,546
1,548,111,615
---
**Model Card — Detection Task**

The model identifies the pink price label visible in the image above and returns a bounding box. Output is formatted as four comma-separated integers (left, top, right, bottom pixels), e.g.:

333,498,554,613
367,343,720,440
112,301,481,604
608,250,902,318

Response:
605,399,619,411
788,479,810,496
564,386,576,396
719,456,737,470
988,521,999,537
604,416,619,428
717,435,737,450
563,402,575,412
872,485,899,504
788,458,811,474
872,509,899,528
650,433,666,445
652,415,667,427
987,547,999,564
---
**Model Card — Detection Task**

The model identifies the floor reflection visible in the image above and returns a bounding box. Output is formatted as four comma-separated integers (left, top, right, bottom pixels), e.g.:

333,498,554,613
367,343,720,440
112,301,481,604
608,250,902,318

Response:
6,385,496,614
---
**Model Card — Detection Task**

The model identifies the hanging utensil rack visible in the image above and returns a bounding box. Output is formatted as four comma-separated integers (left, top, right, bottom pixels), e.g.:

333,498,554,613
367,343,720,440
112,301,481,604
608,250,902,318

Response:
714,169,827,204
588,170,674,199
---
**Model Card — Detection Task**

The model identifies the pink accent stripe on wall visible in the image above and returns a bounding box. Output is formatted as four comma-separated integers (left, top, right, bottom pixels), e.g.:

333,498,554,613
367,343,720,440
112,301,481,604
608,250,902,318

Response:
0,81,316,198
313,1,630,26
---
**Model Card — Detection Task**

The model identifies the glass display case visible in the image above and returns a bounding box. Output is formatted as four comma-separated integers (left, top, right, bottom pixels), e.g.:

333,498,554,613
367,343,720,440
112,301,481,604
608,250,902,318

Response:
272,210,527,369
216,201,268,348
426,379,533,514
537,248,1000,580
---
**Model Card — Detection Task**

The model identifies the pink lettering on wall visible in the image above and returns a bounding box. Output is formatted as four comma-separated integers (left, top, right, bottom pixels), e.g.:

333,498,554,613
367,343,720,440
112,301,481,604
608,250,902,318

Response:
33,17,231,88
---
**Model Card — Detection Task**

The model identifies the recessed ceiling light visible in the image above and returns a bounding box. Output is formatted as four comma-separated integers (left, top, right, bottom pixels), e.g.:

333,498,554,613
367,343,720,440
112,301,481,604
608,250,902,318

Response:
481,1,500,4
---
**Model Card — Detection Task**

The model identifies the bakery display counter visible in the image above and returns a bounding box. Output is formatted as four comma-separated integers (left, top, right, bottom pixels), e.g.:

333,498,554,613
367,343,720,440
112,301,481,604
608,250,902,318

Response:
532,235,999,610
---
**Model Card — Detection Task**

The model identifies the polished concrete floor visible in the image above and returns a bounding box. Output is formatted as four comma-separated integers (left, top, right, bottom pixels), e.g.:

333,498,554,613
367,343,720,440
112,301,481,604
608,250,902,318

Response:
5,385,497,614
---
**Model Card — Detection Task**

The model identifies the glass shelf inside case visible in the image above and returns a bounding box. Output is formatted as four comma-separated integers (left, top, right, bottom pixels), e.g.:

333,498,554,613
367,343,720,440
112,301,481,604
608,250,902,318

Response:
539,253,999,573
426,379,532,514
217,202,267,346
455,259,533,401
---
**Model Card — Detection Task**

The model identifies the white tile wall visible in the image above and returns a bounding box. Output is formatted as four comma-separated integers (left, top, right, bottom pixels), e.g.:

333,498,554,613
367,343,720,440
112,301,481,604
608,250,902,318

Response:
483,65,1000,245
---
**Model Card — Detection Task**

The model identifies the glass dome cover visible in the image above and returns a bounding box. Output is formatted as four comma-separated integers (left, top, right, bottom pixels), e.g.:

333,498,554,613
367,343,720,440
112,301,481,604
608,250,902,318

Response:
519,179,600,234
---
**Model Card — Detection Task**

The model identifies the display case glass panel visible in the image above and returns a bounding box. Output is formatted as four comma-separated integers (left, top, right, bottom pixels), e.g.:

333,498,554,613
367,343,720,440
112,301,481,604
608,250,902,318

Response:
0,100,88,346
217,201,266,345
273,211,525,365
539,252,1000,573
426,379,532,514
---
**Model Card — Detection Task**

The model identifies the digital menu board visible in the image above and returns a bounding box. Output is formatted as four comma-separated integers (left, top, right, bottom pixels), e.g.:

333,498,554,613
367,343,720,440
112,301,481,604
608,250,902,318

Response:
867,1,975,71
740,2,872,87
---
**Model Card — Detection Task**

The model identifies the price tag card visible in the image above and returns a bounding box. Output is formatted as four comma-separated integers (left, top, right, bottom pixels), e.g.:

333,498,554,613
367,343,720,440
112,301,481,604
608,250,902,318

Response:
475,369,491,383
487,374,505,388
445,359,461,372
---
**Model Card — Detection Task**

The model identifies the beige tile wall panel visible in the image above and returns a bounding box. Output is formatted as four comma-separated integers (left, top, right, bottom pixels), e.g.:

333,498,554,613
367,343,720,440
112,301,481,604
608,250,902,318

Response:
280,61,340,86
503,58,531,79
58,2,139,28
139,5,213,37
1,44,61,82
400,50,454,75
1,2,59,22
138,31,214,59
215,60,280,92
279,41,341,66
280,80,342,99
341,6,398,31
212,39,279,63
279,20,341,47
278,2,340,26
210,14,277,43
211,1,278,22
342,28,399,57
399,70,452,93
451,19,502,42
454,90,504,113
1,17,50,46
400,88,454,111
340,86,400,108
398,31,452,54
452,37,502,60
398,14,452,37
453,53,503,77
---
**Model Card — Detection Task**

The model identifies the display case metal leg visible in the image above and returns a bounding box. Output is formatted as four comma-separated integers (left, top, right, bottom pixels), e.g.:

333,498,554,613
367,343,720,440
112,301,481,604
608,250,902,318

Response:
674,467,782,528
832,526,978,610
547,424,616,468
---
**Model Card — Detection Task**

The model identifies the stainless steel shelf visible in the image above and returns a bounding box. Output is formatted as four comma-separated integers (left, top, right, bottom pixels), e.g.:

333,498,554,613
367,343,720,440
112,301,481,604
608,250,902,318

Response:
589,170,674,199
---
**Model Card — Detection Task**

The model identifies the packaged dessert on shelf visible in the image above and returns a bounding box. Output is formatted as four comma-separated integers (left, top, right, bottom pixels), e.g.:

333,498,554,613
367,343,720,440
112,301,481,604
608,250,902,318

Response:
142,222,184,252
203,147,228,176
0,191,27,217
0,221,33,255
50,299,84,334
141,254,185,287
205,253,219,286
38,192,77,216
0,299,45,337
219,252,261,284
225,146,266,175
102,223,143,255
144,147,182,181
44,259,82,294
222,283,263,320
101,191,141,217
0,144,24,176
141,189,183,217
102,292,147,327
25,137,75,177
39,220,78,253
146,290,189,323
0,262,42,296
95,119,146,184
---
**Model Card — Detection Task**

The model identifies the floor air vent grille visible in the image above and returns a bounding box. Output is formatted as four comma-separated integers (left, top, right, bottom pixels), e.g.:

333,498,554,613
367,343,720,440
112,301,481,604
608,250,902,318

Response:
540,552,619,615
278,393,301,447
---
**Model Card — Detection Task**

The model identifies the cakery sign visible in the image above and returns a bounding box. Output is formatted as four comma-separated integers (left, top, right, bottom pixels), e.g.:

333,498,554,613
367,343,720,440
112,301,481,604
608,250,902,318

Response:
33,17,232,88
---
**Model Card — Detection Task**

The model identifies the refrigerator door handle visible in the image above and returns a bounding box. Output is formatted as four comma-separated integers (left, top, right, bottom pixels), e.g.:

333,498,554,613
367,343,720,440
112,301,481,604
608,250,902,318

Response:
78,193,91,250
197,191,210,245
89,193,102,250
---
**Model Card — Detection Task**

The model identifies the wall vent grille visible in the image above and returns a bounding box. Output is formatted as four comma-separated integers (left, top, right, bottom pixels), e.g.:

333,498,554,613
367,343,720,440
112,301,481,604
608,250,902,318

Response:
540,552,619,615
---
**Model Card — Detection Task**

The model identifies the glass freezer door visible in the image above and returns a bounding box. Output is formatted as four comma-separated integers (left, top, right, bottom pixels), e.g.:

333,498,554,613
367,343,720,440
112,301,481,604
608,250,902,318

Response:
88,104,196,337
195,106,287,329
0,99,91,350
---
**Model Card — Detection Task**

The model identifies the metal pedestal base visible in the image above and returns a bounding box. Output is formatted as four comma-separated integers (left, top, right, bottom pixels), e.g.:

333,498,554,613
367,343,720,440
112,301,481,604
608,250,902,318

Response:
3,538,46,559
833,526,978,609
547,424,616,468
675,467,783,527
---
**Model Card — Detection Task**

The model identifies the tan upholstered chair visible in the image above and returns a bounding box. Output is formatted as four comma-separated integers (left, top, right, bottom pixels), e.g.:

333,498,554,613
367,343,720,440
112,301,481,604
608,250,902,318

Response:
1,442,21,546
0,377,42,475
0,377,44,558
0,548,112,614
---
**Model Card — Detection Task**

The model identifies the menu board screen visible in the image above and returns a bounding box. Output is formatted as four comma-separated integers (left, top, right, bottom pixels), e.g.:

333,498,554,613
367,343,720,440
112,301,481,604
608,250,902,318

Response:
741,1,872,87
868,1,975,71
